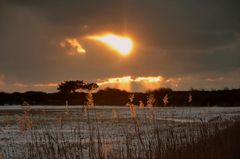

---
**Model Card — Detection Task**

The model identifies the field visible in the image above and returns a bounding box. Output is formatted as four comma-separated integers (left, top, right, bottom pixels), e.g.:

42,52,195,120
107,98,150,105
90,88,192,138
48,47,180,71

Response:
1,105,240,159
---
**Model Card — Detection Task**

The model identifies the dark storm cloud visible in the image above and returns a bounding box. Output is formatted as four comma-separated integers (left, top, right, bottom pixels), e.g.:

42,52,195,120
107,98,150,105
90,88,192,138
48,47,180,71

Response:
7,0,240,50
0,0,240,92
7,0,126,34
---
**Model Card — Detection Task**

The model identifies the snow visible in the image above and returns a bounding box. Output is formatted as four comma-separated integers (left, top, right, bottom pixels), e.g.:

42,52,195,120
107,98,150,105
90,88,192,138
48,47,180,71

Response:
1,105,240,154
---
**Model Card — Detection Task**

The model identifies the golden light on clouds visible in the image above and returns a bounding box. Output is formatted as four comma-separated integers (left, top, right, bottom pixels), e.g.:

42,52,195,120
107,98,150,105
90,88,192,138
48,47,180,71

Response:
135,76,163,90
11,83,58,88
32,83,58,87
97,76,165,91
98,76,133,91
135,76,163,83
87,33,134,55
60,38,86,55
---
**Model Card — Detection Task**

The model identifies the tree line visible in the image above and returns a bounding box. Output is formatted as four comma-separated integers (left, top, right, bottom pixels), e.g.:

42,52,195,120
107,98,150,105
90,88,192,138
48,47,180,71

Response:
0,80,240,106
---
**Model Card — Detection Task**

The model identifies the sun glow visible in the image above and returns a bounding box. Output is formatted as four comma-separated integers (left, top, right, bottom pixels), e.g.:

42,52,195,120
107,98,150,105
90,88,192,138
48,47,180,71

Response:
97,76,165,91
87,34,134,55
135,76,163,83
98,76,133,91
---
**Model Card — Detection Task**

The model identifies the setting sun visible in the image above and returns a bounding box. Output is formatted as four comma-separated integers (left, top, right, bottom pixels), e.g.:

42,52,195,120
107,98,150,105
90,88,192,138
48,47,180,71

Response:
87,33,134,55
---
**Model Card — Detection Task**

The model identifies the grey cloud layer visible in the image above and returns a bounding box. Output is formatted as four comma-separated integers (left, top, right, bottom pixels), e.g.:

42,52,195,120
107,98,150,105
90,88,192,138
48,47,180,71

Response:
8,0,240,49
0,0,240,91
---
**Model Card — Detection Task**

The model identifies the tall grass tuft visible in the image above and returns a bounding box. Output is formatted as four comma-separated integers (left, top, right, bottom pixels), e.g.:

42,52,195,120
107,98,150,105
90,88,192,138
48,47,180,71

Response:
2,96,240,159
126,94,137,119
86,91,94,107
16,104,32,133
147,94,156,122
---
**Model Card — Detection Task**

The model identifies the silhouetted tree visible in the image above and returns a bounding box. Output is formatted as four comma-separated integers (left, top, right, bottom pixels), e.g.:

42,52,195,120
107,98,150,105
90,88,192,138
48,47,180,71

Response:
83,83,99,91
57,80,99,94
57,80,99,105
57,80,85,94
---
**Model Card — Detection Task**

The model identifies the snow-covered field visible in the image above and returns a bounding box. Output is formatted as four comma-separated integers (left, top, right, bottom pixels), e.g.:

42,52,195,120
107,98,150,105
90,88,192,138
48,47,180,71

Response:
1,105,240,157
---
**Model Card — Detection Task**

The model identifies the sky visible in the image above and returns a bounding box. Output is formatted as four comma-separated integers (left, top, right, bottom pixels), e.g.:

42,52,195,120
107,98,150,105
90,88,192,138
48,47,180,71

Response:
0,0,240,92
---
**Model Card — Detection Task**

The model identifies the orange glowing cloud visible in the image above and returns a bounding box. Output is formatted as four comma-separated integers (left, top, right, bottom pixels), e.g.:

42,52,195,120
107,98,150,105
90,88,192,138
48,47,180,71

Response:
98,76,133,91
135,76,163,83
86,33,134,56
5,82,58,89
13,83,28,88
135,76,163,90
97,76,166,91
32,83,58,87
60,38,86,55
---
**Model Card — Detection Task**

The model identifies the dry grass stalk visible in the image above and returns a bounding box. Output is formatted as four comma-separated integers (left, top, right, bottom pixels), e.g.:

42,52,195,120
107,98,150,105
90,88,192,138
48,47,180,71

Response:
129,105,137,118
86,91,94,107
126,94,137,118
147,94,156,122
83,105,88,114
21,101,31,112
112,109,119,121
101,143,112,158
4,102,240,159
129,94,134,103
188,94,193,103
147,94,155,109
57,115,64,128
64,100,69,115
139,100,144,109
0,151,4,159
41,109,47,116
3,113,10,127
163,94,169,106
16,105,32,133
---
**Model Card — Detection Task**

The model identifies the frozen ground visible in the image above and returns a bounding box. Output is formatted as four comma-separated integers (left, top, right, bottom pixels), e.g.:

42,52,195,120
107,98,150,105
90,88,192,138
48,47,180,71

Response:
1,105,240,157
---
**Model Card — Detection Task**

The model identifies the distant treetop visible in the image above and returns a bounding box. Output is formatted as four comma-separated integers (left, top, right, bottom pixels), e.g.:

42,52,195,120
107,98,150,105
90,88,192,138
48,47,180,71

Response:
57,80,98,94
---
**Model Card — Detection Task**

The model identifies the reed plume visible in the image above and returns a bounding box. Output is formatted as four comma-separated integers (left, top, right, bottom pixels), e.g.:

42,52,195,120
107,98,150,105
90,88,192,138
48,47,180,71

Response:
16,103,32,133
86,91,94,107
147,94,156,122
147,94,155,109
163,94,169,106
188,94,193,103
139,100,144,109
126,94,137,118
